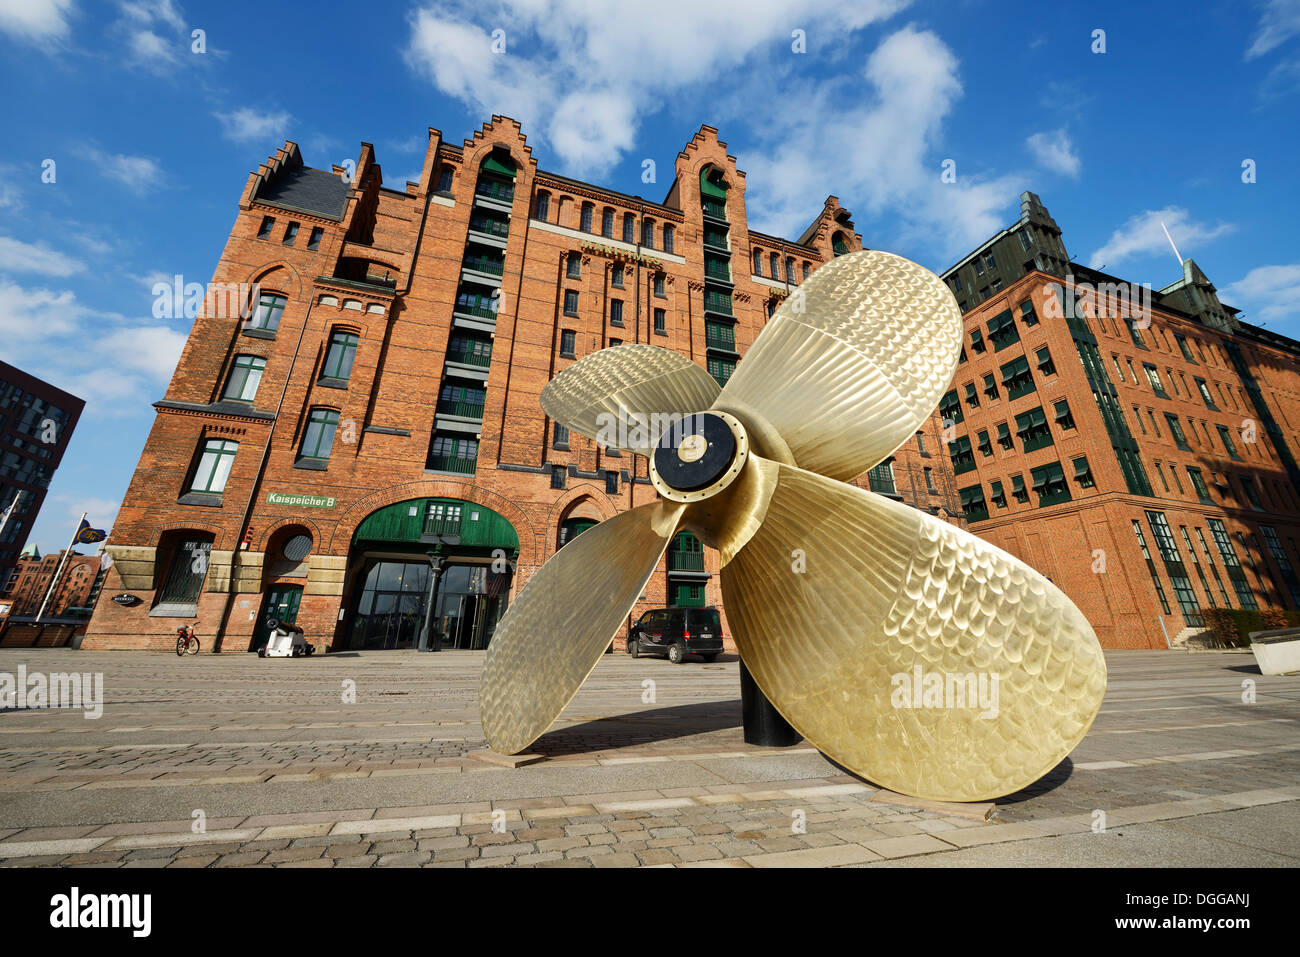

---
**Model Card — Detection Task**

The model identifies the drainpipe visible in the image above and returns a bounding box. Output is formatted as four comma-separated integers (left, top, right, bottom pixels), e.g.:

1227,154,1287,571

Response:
213,298,315,652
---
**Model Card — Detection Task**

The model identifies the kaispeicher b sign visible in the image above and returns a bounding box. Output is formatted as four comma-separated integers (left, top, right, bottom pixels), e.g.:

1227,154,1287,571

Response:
266,492,336,508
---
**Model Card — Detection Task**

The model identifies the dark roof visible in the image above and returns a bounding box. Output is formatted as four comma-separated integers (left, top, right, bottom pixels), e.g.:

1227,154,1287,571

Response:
256,166,348,220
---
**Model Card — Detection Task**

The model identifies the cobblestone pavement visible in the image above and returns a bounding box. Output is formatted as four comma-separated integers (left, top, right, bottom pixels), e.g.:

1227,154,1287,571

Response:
0,648,1296,867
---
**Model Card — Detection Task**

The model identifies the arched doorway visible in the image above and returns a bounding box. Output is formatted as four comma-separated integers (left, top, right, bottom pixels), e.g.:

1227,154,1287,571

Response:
342,497,519,650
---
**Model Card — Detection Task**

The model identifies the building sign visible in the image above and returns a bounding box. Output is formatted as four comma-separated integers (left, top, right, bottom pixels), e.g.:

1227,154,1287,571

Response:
266,492,337,509
580,241,664,269
111,594,142,607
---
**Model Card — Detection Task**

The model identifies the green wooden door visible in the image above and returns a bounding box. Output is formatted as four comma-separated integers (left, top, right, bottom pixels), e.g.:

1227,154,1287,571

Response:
253,585,303,650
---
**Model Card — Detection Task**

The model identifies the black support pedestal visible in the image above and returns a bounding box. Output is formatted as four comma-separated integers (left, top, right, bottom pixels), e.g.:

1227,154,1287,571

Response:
739,660,801,747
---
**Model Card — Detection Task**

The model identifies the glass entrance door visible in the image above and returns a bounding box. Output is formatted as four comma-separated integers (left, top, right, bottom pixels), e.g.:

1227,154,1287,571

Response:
433,564,511,649
349,561,430,649
252,585,303,651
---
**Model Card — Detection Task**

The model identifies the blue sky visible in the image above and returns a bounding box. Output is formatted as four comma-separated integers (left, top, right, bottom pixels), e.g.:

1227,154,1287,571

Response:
2,0,1299,552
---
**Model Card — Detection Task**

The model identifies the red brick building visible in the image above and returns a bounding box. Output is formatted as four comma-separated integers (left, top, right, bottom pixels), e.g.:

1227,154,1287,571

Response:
938,193,1300,648
82,117,959,653
0,546,104,646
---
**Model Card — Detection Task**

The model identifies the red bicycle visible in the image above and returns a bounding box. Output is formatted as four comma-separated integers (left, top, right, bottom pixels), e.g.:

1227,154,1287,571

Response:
176,625,200,656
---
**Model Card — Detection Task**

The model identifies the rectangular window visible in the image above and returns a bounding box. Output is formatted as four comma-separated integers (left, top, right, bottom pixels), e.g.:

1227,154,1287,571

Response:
560,330,576,358
427,433,478,474
611,264,624,288
1132,405,1146,434
1073,456,1094,488
189,438,238,493
282,222,299,245
257,216,275,239
605,470,619,494
307,226,323,250
917,432,928,456
1000,355,1035,400
948,436,975,474
653,308,666,335
960,484,989,522
1053,398,1075,430
987,310,1019,351
1176,334,1195,362
1143,363,1167,397
1147,510,1202,626
1209,518,1258,609
1019,298,1038,327
580,205,593,233
321,331,359,381
1165,414,1190,450
707,357,735,386
1240,476,1264,511
977,430,992,456
990,480,1007,508
653,274,666,298
1036,346,1055,377
295,407,341,464
610,300,624,326
1217,425,1242,460
563,290,579,316
939,390,963,425
1031,461,1070,506
551,465,566,489
1194,377,1217,409
602,208,614,238
924,466,936,492
983,373,999,401
1011,474,1029,502
1133,520,1173,614
222,355,265,402
997,421,1013,450
1187,466,1213,503
248,293,286,333
1126,317,1146,349
566,253,581,279
867,462,896,496
970,329,986,354
1015,406,1053,452
623,215,635,244
965,383,980,409
643,221,655,248
552,422,569,449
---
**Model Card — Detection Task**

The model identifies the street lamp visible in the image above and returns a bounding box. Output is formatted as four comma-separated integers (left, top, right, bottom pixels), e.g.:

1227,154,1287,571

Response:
418,534,459,652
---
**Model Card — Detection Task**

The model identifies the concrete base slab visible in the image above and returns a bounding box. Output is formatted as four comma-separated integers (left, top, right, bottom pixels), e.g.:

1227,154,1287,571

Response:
870,789,995,821
468,750,546,769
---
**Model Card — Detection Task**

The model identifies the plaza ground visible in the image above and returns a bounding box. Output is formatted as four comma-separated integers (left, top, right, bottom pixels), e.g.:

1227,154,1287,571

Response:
0,647,1296,867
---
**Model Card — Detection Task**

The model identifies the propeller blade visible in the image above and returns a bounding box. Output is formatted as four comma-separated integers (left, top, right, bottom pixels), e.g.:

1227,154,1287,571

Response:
720,456,1107,802
712,251,963,481
480,498,686,755
542,344,721,455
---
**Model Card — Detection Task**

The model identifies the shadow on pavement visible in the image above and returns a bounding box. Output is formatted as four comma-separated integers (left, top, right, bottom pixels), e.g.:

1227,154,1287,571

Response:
532,698,745,757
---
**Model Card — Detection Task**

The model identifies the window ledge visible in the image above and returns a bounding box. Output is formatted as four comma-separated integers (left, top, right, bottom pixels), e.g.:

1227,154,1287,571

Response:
241,328,278,341
148,602,199,619
293,458,330,471
317,377,350,390
177,491,224,507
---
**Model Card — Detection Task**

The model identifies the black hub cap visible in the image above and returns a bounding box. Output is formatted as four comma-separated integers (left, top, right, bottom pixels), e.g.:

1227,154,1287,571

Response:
653,413,737,492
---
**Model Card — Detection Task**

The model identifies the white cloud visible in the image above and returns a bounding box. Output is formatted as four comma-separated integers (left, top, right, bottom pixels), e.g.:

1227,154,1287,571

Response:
740,26,1021,258
1223,263,1300,322
0,236,84,276
0,0,75,45
84,146,163,192
215,107,292,145
1026,128,1081,178
115,0,188,71
1246,0,1300,58
404,0,909,177
1087,207,1235,271
0,278,185,411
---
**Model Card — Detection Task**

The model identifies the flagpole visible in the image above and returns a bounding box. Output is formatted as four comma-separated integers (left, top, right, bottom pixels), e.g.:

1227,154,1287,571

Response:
35,512,85,624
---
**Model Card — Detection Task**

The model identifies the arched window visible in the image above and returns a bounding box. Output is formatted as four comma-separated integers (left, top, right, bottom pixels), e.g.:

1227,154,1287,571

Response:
580,203,594,233
753,250,763,275
642,218,655,249
663,224,674,254
770,252,779,279
786,257,795,283
602,207,614,238
623,213,635,244
534,192,550,222
436,165,454,193
832,232,849,256
559,517,598,549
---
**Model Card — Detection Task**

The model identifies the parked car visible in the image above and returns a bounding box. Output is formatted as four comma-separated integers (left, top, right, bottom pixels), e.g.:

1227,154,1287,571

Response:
627,606,724,663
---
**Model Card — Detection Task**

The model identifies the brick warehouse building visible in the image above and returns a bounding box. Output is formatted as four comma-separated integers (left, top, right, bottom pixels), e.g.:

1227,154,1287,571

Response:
82,117,961,653
938,192,1300,648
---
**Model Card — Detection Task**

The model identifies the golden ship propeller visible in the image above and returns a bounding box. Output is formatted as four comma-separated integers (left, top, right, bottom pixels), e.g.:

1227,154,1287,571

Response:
479,250,1107,802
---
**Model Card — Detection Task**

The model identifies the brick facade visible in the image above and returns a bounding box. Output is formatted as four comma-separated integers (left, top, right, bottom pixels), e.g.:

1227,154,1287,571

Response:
81,117,959,654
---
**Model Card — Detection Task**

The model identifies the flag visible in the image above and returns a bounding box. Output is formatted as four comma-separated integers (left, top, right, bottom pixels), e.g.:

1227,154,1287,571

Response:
74,520,107,544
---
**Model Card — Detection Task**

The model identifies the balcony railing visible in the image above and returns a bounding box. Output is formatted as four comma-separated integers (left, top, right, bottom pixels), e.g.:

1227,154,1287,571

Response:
462,255,504,276
475,181,514,203
703,292,733,316
705,328,735,351
437,398,485,419
447,346,492,367
668,549,705,572
702,199,728,220
454,300,497,320
423,516,461,536
428,454,476,475
704,262,731,282
468,216,510,238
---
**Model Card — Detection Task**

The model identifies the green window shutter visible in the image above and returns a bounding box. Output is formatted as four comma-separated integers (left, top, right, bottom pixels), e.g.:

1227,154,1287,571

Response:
481,153,516,178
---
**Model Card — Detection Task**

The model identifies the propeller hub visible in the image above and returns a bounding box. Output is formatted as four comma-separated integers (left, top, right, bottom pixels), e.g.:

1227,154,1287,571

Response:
650,411,749,503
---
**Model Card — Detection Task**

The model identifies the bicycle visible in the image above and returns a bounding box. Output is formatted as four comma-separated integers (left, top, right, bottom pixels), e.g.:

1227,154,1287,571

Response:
176,624,200,656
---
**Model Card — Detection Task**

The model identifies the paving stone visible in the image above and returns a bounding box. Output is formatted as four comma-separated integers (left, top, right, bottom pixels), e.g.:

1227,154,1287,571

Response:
377,852,431,867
